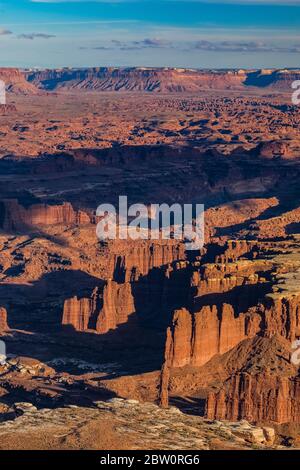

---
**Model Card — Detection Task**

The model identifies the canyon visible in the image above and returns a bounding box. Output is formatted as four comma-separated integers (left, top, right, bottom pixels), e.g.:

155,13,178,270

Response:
0,68,300,449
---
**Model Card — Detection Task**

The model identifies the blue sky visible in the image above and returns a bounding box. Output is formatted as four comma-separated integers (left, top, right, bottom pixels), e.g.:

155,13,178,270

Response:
0,0,299,68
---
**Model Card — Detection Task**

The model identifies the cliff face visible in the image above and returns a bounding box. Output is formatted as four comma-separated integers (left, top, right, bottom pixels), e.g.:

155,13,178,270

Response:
0,200,90,231
166,291,300,424
201,289,300,424
206,372,300,424
245,70,300,90
166,252,270,368
25,68,246,93
250,207,300,240
160,240,300,424
263,294,300,341
62,288,101,331
25,67,300,93
96,281,135,333
113,243,186,281
168,304,249,368
62,281,135,334
61,239,188,335
215,240,259,264
0,68,38,95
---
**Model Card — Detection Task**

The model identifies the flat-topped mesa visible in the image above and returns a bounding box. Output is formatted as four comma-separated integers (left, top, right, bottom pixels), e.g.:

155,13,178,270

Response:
0,307,8,332
25,67,300,92
0,200,90,231
25,68,247,93
0,67,39,95
244,69,300,90
62,281,135,334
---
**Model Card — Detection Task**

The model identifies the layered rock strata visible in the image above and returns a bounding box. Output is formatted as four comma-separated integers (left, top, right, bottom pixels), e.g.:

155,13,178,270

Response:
0,200,90,231
62,281,136,334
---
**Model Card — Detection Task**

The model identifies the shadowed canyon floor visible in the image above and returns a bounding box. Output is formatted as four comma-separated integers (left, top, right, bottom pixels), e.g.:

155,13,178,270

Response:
0,75,300,449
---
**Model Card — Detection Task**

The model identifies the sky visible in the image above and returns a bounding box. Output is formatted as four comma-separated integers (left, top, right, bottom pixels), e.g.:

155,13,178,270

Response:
0,0,299,69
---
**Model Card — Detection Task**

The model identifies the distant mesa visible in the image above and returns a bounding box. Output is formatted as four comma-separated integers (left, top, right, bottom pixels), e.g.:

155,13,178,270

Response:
0,68,39,96
0,66,298,95
19,67,300,94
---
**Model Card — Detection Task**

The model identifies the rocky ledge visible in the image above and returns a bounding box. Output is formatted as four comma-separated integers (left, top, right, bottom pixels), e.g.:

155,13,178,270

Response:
0,398,286,450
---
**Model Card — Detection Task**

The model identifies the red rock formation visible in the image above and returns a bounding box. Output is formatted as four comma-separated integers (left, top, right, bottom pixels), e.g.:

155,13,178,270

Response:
191,306,220,367
219,305,246,356
159,327,172,408
62,287,101,331
0,68,38,95
191,259,270,298
96,280,135,333
168,309,192,368
1,200,90,230
164,254,271,369
25,68,246,93
202,300,300,424
263,294,300,341
0,307,8,332
25,67,300,93
62,281,135,334
113,242,186,281
168,304,248,368
215,240,259,264
205,197,278,239
206,372,300,424
252,207,300,239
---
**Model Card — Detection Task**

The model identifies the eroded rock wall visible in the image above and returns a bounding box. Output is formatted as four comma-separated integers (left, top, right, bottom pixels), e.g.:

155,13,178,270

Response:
168,304,248,368
1,200,90,231
206,372,300,424
62,281,135,334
